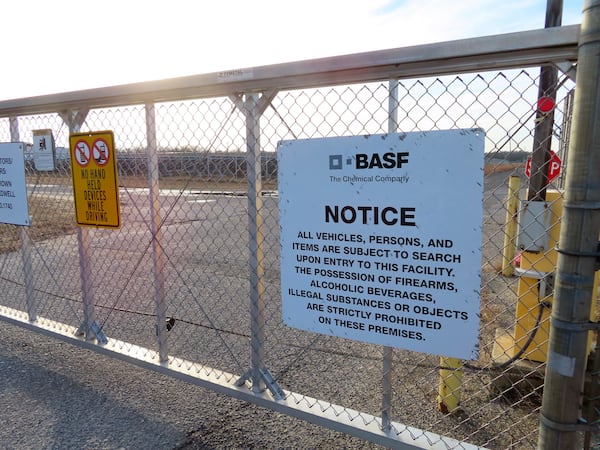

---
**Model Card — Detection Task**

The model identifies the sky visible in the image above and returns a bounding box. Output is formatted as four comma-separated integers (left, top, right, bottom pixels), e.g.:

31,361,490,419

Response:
0,0,583,101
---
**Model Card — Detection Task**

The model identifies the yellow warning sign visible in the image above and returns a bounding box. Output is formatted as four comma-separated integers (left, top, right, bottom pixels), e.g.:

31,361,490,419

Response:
69,131,120,228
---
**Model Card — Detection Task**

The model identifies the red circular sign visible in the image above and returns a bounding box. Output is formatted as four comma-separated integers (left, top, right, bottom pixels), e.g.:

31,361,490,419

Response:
537,97,555,114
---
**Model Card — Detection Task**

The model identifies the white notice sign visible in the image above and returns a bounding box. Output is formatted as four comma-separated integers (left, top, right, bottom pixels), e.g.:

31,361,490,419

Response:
32,129,56,171
278,130,484,360
0,143,30,226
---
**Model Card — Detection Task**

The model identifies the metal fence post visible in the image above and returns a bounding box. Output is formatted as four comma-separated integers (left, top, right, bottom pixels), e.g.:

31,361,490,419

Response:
61,109,107,343
231,91,284,397
146,102,169,363
19,229,37,322
381,80,398,429
9,116,19,142
246,93,267,393
538,1,600,448
76,226,105,342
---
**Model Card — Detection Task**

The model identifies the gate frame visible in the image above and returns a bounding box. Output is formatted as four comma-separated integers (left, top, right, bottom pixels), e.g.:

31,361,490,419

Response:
0,24,582,449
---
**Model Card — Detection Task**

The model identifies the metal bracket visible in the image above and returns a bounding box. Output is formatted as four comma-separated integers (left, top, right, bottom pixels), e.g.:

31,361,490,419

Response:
551,317,600,332
555,62,576,82
75,320,108,344
514,267,551,279
540,414,599,432
234,371,251,387
563,201,600,210
229,90,278,117
58,108,90,131
555,246,600,258
259,368,285,400
556,242,600,271
235,368,285,401
539,273,555,298
514,268,555,298
234,372,250,387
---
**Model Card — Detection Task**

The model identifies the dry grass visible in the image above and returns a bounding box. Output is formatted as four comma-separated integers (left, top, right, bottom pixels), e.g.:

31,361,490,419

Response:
119,176,276,191
0,197,76,254
484,162,524,175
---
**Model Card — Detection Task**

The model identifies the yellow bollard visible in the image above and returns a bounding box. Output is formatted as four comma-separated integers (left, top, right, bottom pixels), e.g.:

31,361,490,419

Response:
437,357,463,413
502,176,521,277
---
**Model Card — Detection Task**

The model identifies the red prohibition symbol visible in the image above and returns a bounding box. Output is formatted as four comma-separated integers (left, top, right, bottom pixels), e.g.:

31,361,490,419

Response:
74,140,91,167
92,138,110,166
92,139,110,166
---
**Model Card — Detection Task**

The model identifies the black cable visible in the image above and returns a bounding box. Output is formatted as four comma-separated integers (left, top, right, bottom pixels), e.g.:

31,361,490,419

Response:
441,299,549,373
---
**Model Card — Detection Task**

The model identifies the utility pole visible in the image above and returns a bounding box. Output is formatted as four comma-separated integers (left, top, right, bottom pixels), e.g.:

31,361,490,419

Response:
527,0,563,201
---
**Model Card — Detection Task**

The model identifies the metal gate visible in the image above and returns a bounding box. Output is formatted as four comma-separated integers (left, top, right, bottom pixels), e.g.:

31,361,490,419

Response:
0,20,596,448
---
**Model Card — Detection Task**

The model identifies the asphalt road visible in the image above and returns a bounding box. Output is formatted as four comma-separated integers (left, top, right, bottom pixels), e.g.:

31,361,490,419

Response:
0,320,380,449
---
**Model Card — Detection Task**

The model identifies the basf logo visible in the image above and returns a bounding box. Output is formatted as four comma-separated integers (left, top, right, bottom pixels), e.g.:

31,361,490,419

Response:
329,152,409,171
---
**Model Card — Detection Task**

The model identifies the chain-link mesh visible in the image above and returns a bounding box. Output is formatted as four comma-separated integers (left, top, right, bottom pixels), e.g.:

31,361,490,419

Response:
0,61,596,449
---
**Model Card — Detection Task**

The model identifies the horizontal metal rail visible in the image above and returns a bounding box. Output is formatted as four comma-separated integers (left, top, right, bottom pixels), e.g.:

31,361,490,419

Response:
0,306,482,450
0,25,579,117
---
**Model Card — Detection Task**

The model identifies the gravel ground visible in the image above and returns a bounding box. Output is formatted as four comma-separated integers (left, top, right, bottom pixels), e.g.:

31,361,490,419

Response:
0,321,383,449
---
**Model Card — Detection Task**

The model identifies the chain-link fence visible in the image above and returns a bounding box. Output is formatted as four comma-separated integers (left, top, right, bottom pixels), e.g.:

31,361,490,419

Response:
0,25,595,449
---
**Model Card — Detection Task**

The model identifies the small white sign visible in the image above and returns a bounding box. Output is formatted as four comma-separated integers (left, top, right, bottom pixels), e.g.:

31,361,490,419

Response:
32,129,56,171
217,69,254,82
278,130,484,360
0,143,30,226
